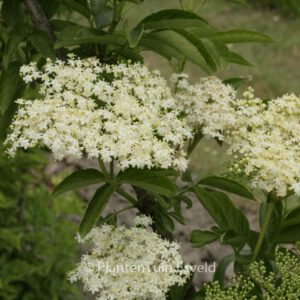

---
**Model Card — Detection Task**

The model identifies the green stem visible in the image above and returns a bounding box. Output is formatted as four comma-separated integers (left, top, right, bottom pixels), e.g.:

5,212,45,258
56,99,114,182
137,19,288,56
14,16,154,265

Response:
114,205,134,215
110,160,114,179
253,195,276,260
116,188,138,206
98,158,110,180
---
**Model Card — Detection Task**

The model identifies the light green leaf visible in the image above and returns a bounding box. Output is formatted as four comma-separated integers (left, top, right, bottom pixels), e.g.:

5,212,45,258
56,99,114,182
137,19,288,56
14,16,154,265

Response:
146,30,212,73
79,183,114,237
174,30,218,72
52,169,105,198
229,51,253,66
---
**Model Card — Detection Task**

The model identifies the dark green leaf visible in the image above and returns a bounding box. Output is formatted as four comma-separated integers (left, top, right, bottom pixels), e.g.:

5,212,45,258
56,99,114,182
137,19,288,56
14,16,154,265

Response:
28,30,55,59
259,198,282,244
169,275,194,300
91,0,113,29
169,211,186,225
0,62,23,114
2,0,24,29
56,0,90,19
52,169,105,198
211,29,273,43
198,176,255,200
277,207,300,243
3,32,25,68
118,169,177,197
79,183,114,237
154,210,175,234
55,25,126,48
39,0,60,19
138,9,208,29
139,33,184,60
190,230,219,247
193,187,249,250
213,254,235,287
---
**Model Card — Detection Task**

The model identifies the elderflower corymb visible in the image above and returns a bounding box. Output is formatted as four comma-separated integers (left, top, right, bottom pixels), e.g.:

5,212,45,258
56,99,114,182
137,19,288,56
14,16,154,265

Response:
227,88,300,197
68,215,190,300
6,56,192,171
172,74,237,140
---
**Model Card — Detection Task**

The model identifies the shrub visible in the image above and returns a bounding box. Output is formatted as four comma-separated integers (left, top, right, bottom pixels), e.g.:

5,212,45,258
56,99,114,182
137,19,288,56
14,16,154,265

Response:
0,149,83,300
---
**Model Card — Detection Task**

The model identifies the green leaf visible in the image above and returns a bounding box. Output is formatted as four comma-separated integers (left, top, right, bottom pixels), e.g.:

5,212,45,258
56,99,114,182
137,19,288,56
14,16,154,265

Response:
154,210,175,234
2,0,25,29
0,62,25,140
213,254,235,287
3,32,25,68
193,187,249,250
55,25,126,48
52,169,105,198
79,183,114,237
146,30,212,73
277,207,300,243
118,169,177,197
124,22,144,48
91,0,113,29
169,275,194,300
137,10,212,35
229,51,253,66
190,230,219,247
0,62,23,114
56,0,90,19
28,30,55,59
211,29,273,43
223,77,249,89
198,176,255,200
138,9,208,29
139,33,184,60
259,200,282,244
174,30,218,72
38,0,60,19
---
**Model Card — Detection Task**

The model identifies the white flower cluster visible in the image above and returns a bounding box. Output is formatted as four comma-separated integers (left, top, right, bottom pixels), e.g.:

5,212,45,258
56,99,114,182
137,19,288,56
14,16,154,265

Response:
5,57,192,171
132,214,153,227
172,74,236,140
227,88,300,197
68,216,190,300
